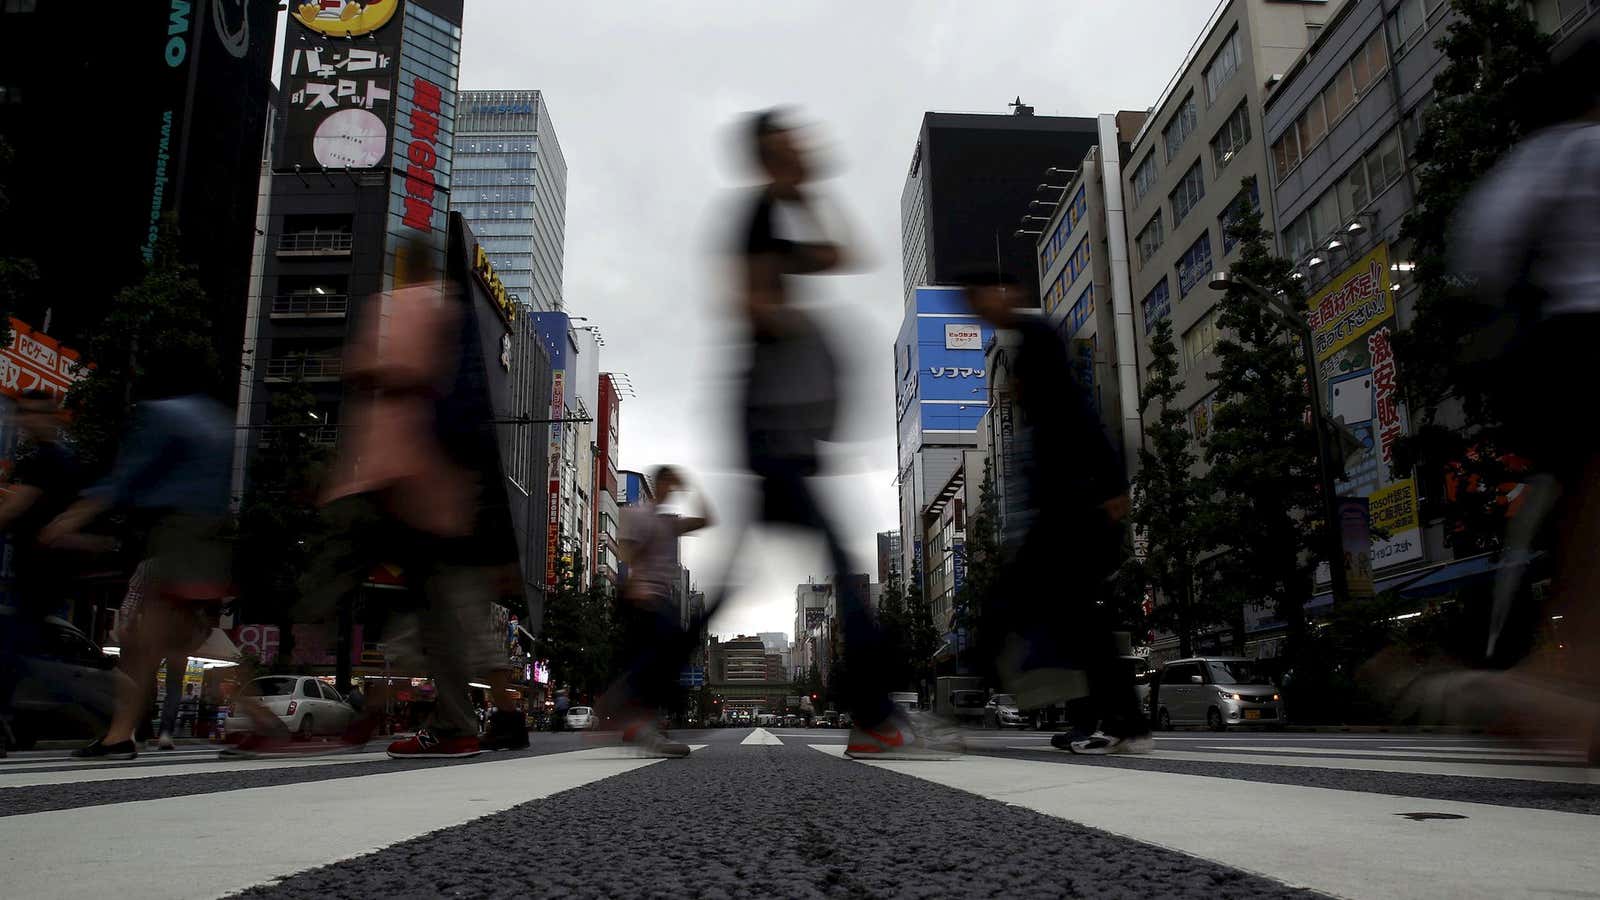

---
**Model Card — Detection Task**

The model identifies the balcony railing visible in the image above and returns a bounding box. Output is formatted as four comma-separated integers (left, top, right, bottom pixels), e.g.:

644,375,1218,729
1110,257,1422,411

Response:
264,356,344,382
270,293,349,318
276,230,354,256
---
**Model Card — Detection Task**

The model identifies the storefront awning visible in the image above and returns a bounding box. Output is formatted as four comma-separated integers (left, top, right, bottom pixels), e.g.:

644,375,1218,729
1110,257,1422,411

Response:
1306,568,1429,612
1398,552,1536,600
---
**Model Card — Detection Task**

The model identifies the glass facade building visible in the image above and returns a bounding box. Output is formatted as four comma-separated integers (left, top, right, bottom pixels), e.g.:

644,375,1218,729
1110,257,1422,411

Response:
451,90,568,312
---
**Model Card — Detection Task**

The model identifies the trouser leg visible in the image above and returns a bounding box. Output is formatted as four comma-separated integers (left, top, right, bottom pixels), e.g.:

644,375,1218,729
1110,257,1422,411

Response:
159,654,184,735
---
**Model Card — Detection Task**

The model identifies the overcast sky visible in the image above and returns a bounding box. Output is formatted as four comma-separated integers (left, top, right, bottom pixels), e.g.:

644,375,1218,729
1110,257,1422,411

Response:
450,1,1217,642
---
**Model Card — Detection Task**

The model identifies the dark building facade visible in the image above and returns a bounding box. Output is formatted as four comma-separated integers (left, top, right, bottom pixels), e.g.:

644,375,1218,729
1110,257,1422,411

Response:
0,0,278,389
900,110,1102,309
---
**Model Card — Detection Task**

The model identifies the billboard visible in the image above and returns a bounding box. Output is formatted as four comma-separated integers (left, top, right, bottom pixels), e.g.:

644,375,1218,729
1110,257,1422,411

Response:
894,288,993,448
278,1,403,170
1311,244,1421,573
1,319,86,401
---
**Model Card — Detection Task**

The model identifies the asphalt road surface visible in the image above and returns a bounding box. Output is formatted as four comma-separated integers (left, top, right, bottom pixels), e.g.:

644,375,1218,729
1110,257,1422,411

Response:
3,728,1596,899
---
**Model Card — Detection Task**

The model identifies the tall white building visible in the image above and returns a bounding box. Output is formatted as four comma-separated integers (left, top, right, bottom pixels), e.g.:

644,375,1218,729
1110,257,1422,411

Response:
451,90,568,312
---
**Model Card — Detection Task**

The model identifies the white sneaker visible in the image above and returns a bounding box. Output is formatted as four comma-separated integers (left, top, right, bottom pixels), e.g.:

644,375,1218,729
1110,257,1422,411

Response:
157,732,176,751
1064,731,1154,755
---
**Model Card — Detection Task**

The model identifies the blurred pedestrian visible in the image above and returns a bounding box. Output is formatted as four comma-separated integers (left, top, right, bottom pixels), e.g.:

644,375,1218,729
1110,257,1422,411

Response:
245,237,518,760
708,109,957,760
0,389,85,757
604,465,713,757
43,364,234,761
552,690,570,733
1391,37,1600,760
959,271,1150,755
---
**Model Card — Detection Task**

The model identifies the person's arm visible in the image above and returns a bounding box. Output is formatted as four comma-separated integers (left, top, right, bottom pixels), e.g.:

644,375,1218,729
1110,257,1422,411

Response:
42,407,168,545
673,482,716,536
0,484,42,534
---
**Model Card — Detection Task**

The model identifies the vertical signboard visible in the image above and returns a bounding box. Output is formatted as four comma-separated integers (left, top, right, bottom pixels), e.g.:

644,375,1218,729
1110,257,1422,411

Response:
383,2,461,287
277,1,403,170
1309,243,1422,573
1339,498,1377,600
546,370,565,587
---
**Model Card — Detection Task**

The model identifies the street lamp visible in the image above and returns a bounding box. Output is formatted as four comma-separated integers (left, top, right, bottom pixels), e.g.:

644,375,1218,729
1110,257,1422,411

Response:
1208,271,1350,610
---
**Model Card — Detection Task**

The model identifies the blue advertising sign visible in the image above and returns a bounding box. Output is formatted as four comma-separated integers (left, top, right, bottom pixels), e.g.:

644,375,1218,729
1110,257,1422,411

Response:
1176,232,1214,298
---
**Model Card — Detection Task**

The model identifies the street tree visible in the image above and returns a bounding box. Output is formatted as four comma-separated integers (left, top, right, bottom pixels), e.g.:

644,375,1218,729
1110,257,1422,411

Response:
1128,316,1214,657
536,559,620,702
875,576,911,690
1202,187,1321,660
1391,0,1554,552
902,561,941,694
66,219,219,473
0,137,33,346
950,459,1001,666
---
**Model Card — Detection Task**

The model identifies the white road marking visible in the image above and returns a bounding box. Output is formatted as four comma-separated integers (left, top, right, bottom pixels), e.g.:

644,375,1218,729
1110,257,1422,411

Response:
1190,745,1585,764
1001,746,1595,784
740,728,783,746
815,745,1600,900
2,745,704,900
0,751,394,788
0,748,224,770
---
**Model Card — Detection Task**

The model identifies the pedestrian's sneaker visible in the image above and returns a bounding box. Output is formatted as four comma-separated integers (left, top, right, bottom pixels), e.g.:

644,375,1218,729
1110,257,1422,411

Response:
157,731,176,751
1061,730,1154,755
620,722,690,759
220,730,348,759
72,737,139,760
385,729,482,760
845,716,963,760
483,710,531,752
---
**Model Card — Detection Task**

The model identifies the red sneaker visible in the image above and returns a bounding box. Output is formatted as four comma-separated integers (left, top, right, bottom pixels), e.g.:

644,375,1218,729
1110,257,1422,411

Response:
385,729,482,759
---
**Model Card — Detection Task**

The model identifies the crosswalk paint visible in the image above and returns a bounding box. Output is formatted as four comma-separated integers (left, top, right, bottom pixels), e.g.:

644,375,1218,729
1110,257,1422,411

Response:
739,728,783,746
0,751,394,788
996,746,1598,784
1188,745,1586,764
815,745,1600,900
2,745,705,900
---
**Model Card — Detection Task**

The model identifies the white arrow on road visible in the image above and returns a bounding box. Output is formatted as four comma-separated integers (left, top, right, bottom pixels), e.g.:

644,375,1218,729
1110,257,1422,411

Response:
740,728,783,746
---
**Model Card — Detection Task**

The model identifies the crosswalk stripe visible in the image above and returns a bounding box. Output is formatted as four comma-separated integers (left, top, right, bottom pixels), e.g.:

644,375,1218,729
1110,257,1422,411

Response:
739,728,783,746
1002,746,1596,783
815,745,1600,900
0,748,222,771
1188,745,1585,764
2,745,705,900
0,751,393,788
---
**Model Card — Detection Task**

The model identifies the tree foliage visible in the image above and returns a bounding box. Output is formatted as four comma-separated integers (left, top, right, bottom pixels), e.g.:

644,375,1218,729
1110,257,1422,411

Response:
950,458,1001,658
1127,316,1215,656
0,136,29,348
536,559,620,702
1202,187,1321,659
66,220,219,474
1391,0,1554,551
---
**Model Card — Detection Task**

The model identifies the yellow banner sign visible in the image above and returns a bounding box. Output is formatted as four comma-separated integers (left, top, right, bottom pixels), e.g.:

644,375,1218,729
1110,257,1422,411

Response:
1307,243,1391,363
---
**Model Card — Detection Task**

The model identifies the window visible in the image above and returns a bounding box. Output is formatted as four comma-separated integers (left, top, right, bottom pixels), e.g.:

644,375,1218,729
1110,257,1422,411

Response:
1131,152,1159,206
1322,67,1356,125
1170,161,1206,225
1297,96,1328,152
1210,102,1252,169
1067,285,1096,336
1141,278,1172,332
1283,211,1316,261
1163,93,1198,162
1219,179,1260,255
1340,161,1372,219
1136,212,1166,265
1183,308,1221,368
1175,231,1214,298
1389,0,1428,49
1370,128,1406,192
1204,29,1242,105
1272,128,1302,182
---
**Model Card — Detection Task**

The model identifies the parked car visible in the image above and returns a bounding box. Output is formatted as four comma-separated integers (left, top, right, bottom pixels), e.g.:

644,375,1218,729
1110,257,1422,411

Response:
0,610,119,750
947,689,988,727
224,676,355,739
1154,657,1284,731
564,706,597,731
889,691,919,713
982,693,1026,729
1120,656,1156,722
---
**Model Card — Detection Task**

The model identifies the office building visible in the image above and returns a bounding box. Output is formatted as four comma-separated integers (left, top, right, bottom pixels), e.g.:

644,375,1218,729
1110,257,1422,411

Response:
894,287,992,588
531,312,601,591
594,373,623,588
1026,112,1150,477
900,109,1103,309
450,91,568,312
1125,0,1339,451
876,531,903,587
1260,0,1600,622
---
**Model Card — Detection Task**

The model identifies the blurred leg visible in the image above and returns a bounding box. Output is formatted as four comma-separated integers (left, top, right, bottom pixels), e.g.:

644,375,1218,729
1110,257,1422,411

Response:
159,654,184,737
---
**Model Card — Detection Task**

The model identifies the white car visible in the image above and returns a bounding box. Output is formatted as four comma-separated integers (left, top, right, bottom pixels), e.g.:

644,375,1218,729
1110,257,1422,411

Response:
224,676,355,739
565,706,597,731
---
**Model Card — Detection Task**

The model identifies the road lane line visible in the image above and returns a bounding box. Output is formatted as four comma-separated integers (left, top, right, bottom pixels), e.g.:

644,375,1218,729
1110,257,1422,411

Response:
1189,745,1585,764
740,728,783,746
1,745,701,900
816,745,1600,900
1000,746,1596,784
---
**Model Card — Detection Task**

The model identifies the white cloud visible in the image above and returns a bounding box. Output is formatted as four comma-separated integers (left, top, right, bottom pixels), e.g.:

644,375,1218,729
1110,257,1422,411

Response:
458,0,1215,637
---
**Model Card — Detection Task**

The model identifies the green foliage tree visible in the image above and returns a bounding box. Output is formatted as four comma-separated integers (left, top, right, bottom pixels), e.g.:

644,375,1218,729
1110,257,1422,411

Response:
874,576,911,690
902,560,941,691
0,136,31,346
1391,0,1554,552
950,459,1001,661
1202,188,1321,660
535,559,619,702
1127,316,1214,657
66,219,219,474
